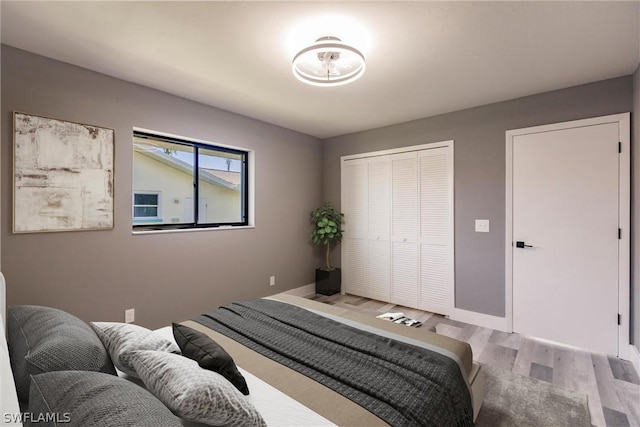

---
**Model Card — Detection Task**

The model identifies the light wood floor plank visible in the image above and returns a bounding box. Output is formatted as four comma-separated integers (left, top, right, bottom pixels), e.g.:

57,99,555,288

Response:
488,329,522,350
464,324,493,357
435,323,463,340
555,347,593,373
455,324,479,344
531,341,555,367
588,395,608,427
614,379,640,426
592,354,626,412
512,337,535,376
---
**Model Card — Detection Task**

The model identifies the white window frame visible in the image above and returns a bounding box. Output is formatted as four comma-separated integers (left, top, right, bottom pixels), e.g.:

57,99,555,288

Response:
132,191,162,223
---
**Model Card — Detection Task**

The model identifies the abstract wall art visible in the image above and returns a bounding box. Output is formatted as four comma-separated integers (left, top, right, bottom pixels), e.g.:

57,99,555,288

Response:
13,112,114,233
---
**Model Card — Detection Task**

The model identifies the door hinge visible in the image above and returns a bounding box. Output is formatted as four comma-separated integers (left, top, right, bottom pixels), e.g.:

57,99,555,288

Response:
618,228,622,239
618,142,622,153
618,314,621,325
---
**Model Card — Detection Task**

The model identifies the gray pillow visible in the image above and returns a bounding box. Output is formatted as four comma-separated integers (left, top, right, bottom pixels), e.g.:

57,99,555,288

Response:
90,322,180,377
7,305,116,403
28,370,182,427
131,350,266,427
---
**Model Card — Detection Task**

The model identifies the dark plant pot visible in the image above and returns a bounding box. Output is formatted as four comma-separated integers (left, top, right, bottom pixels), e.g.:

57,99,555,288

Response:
315,268,341,296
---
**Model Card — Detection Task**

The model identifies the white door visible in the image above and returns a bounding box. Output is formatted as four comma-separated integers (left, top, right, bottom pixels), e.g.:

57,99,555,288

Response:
512,123,620,355
366,157,391,301
342,157,391,301
184,198,208,223
418,147,454,315
342,158,368,297
390,152,419,307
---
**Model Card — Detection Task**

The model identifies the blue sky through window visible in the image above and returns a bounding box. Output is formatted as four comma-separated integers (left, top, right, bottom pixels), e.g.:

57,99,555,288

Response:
171,150,242,172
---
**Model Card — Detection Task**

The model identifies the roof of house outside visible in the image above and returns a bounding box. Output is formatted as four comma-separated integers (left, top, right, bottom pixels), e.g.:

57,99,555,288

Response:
135,145,239,191
202,169,241,186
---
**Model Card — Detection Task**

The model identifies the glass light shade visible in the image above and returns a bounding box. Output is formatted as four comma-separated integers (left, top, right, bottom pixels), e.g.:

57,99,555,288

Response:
292,37,366,87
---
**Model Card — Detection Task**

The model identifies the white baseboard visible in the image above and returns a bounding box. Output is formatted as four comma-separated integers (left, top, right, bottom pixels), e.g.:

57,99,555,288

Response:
629,344,640,376
282,283,316,298
450,308,509,332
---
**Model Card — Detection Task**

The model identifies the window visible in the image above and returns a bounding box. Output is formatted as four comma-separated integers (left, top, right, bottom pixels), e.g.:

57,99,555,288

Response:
133,192,161,223
132,130,250,231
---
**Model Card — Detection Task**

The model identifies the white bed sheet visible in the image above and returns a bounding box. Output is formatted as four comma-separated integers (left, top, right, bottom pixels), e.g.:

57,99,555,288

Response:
228,367,336,427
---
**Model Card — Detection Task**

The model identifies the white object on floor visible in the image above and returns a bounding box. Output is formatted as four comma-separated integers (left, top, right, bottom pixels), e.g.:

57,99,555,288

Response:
376,312,405,321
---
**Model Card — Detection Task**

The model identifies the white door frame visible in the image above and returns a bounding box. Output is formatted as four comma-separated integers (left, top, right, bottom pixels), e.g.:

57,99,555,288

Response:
505,113,630,359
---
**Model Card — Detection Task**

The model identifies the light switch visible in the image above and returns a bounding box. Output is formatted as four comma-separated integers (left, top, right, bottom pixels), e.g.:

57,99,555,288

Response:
475,219,490,233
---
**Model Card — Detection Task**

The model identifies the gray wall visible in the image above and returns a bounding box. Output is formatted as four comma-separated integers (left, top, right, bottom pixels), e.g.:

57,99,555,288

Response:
633,64,640,350
1,46,323,329
323,76,633,318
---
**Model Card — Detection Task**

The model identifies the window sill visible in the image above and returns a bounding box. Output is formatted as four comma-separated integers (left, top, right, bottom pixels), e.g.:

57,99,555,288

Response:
131,225,255,235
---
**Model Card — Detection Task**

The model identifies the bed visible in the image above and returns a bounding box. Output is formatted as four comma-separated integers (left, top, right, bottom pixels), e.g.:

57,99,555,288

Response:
1,274,484,426
1,273,22,426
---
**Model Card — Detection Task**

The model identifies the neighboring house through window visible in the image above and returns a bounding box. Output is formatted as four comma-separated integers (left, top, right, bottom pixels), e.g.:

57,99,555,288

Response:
132,130,251,231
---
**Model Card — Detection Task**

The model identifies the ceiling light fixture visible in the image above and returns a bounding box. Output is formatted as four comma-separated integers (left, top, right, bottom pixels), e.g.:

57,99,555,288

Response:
292,36,366,87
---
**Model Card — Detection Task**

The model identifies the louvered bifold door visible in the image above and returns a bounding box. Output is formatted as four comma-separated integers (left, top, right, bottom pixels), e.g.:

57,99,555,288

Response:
365,157,391,301
418,146,454,315
342,158,369,296
390,152,419,307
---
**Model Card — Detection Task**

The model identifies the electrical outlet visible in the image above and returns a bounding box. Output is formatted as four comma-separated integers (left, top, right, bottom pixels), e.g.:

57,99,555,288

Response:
269,276,276,286
125,308,135,323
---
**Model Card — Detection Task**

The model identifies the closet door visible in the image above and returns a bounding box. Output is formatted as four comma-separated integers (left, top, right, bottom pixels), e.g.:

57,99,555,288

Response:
342,156,391,301
365,157,391,301
390,152,419,307
418,147,454,315
342,141,454,312
342,158,368,297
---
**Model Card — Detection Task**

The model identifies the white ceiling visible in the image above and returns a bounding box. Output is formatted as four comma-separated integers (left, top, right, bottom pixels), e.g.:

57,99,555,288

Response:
1,1,639,139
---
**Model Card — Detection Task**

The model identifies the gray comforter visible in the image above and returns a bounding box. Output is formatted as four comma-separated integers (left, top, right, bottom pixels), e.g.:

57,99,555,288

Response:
194,299,474,427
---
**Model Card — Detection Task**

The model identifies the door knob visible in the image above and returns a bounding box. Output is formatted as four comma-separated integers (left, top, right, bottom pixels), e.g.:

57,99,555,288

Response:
515,241,533,248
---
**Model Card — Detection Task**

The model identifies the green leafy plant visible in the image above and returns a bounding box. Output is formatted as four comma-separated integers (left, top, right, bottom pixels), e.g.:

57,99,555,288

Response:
310,202,344,271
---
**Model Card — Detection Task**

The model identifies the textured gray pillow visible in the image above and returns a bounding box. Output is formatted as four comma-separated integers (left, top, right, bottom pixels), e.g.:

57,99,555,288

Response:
90,322,180,377
131,350,266,427
7,305,116,403
28,370,182,427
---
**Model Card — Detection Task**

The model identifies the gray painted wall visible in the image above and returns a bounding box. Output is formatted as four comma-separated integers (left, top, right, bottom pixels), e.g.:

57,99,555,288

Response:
633,64,640,350
323,77,633,318
1,46,323,329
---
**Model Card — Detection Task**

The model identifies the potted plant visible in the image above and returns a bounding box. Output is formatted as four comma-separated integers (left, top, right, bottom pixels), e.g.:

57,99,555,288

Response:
310,202,344,295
